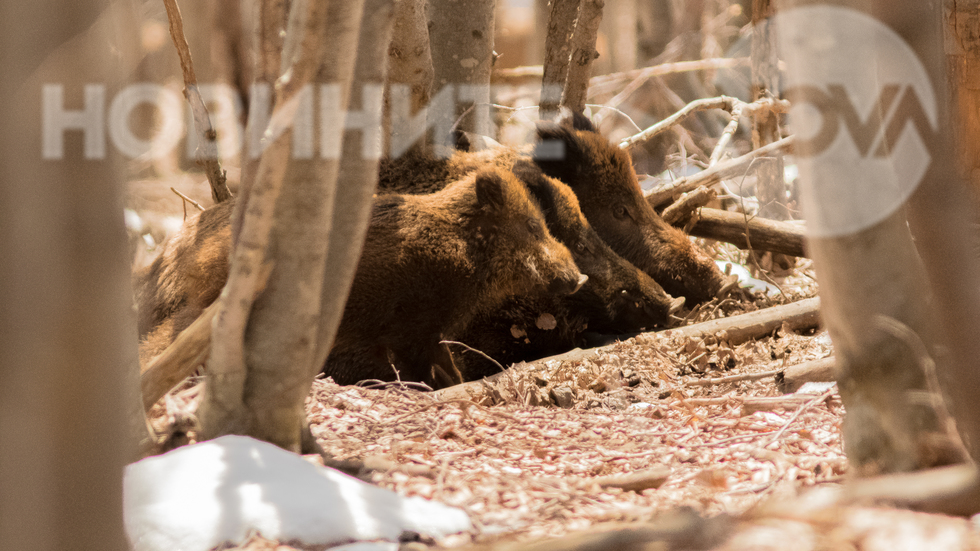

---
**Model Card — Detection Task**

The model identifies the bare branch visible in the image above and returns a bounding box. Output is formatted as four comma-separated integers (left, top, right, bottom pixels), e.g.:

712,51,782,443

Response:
646,135,795,209
162,0,233,204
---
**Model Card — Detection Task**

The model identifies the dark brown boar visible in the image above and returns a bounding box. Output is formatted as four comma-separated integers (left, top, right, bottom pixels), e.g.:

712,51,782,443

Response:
325,168,584,388
379,114,732,305
452,161,684,380
133,169,584,390
507,159,685,334
531,114,730,305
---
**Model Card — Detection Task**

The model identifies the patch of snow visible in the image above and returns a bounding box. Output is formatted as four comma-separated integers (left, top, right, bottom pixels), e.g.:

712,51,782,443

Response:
124,435,471,551
716,260,780,296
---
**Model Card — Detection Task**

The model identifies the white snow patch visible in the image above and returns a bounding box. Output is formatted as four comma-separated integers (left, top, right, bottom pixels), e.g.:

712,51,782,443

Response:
124,435,471,551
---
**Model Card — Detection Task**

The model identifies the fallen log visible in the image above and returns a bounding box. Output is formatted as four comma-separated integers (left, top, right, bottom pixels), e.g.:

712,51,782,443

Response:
142,297,822,409
435,298,821,401
776,356,836,393
686,207,808,258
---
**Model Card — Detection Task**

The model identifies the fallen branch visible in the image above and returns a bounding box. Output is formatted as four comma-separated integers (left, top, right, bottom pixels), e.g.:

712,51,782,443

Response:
435,298,821,401
646,135,795,209
162,0,232,204
661,187,717,225
686,369,781,387
591,466,671,492
685,207,807,258
141,301,218,410
776,356,836,393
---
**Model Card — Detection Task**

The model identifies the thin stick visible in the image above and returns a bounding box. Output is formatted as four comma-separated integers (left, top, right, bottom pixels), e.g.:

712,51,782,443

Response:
162,0,232,204
441,339,509,379
760,386,837,448
620,96,738,150
708,102,745,166
686,369,782,386
493,57,750,84
170,187,206,212
621,95,789,151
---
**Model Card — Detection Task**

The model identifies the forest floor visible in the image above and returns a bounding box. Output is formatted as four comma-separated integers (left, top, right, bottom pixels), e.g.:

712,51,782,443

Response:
135,176,980,550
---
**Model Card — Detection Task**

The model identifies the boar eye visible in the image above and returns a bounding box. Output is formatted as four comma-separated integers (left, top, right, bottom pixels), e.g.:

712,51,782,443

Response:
613,204,630,220
575,241,587,253
526,218,543,236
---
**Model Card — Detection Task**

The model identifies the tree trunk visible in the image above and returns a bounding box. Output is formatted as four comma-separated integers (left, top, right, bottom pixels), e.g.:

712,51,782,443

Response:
780,0,966,476
599,0,637,74
384,0,433,156
312,0,397,371
428,0,497,143
561,0,604,115
233,0,289,247
199,0,345,447
928,0,980,465
0,0,144,548
539,0,581,118
199,0,392,453
750,0,786,221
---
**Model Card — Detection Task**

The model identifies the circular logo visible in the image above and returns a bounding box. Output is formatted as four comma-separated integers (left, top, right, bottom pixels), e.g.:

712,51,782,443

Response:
774,6,938,237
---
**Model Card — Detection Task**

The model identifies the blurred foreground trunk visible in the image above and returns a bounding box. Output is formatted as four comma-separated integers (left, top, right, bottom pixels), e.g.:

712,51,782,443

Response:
781,0,968,477
0,0,145,548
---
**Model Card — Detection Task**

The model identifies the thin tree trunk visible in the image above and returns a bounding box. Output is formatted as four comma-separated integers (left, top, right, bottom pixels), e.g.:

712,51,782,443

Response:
0,0,144,548
312,0,397,372
199,0,334,443
916,0,980,479
233,0,289,247
210,0,253,115
240,0,368,451
539,0,581,118
561,0,604,115
750,0,785,221
601,0,637,73
428,0,497,142
383,0,433,156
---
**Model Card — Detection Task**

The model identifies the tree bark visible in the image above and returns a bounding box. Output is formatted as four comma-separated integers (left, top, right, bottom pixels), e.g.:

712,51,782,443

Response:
917,0,980,470
750,0,786,221
428,0,496,143
199,0,338,445
384,0,433,156
686,208,807,258
0,0,144,548
561,0,604,115
233,0,289,248
312,0,397,371
781,0,965,476
539,0,581,118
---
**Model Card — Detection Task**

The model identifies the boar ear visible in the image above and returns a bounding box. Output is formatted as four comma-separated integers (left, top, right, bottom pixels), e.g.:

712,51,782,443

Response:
475,170,508,211
561,111,596,133
533,122,584,183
